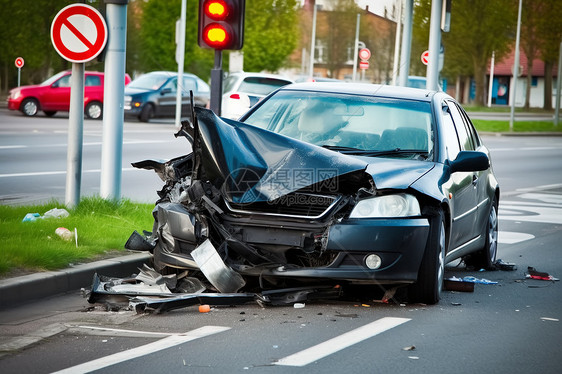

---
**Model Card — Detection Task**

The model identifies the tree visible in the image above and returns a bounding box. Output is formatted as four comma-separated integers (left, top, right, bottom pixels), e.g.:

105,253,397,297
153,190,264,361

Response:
536,0,562,110
242,0,299,72
520,0,542,110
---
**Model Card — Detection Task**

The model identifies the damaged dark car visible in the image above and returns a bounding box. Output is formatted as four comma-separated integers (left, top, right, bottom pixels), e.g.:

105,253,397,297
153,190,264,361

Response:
127,82,499,306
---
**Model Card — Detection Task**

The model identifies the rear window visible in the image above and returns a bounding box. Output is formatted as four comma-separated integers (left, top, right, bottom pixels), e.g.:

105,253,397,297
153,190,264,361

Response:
238,77,291,96
85,75,101,87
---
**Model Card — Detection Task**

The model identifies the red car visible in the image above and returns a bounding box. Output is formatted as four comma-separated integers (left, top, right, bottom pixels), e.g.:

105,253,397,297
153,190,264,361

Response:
7,70,131,119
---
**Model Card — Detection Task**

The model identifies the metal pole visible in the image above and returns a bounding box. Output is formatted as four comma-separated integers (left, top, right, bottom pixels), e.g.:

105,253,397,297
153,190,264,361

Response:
65,63,85,208
426,0,442,90
175,0,186,129
352,14,360,82
487,51,495,107
210,49,223,115
100,0,128,201
17,68,21,87
555,39,562,126
509,0,522,132
398,0,413,87
309,3,317,79
391,0,402,85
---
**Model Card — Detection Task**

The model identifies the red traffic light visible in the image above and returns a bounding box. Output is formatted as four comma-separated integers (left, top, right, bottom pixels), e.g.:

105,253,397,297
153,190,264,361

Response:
198,0,244,50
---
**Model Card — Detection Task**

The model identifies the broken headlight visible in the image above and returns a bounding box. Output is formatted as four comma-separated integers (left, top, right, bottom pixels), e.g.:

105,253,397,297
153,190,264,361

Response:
349,193,421,218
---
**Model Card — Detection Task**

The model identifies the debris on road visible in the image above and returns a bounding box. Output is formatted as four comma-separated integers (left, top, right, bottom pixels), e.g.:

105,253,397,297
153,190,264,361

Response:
494,259,517,271
460,276,498,285
444,277,475,292
526,267,559,281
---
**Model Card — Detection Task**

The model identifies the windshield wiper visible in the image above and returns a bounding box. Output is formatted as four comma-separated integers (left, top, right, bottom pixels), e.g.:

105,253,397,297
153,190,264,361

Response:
344,148,429,158
321,145,363,152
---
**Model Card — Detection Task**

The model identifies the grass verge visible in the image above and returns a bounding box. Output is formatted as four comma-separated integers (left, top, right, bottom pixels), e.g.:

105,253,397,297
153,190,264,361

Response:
472,120,562,133
0,197,154,278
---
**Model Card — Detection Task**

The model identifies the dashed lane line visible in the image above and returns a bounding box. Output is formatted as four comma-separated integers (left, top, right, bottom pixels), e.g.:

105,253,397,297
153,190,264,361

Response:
274,317,411,367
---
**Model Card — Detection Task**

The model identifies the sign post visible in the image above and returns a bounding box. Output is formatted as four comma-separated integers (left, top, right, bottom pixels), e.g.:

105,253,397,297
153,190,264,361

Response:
15,57,24,87
51,3,108,207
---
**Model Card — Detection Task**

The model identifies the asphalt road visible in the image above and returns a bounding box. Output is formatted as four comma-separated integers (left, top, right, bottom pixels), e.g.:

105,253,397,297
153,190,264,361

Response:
1,109,561,373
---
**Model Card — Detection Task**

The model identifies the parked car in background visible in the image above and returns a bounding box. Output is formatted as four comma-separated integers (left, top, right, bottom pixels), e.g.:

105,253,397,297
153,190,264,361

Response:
405,76,443,91
124,71,210,122
221,72,293,119
7,70,131,119
131,82,499,305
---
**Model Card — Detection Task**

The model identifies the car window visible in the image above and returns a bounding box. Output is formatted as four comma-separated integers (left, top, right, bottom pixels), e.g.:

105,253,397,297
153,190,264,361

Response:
85,75,101,87
440,104,461,160
182,77,196,93
223,75,239,92
128,74,169,90
162,78,177,93
196,78,210,93
456,103,481,148
238,77,292,96
244,90,433,154
55,75,71,88
448,101,474,151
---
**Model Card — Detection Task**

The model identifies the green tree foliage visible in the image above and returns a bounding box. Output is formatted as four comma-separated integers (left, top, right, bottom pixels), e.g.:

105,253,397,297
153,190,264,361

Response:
242,0,299,72
536,0,562,109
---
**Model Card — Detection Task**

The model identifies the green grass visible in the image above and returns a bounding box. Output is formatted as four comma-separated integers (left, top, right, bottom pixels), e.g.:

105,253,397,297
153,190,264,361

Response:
0,197,154,277
472,120,562,133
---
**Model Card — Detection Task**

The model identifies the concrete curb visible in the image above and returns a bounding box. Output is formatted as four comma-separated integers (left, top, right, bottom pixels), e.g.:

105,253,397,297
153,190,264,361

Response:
0,252,152,309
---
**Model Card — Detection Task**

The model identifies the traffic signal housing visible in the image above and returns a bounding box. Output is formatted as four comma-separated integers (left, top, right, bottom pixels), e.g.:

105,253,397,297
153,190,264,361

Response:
198,0,245,50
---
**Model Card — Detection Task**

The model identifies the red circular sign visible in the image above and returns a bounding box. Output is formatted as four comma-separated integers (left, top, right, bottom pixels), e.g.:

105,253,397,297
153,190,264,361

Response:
51,4,107,63
421,50,429,65
359,48,371,61
15,57,24,68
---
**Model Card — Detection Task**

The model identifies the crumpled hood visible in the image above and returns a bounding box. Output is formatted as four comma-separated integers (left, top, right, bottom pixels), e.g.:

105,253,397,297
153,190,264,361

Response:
193,107,369,203
364,159,435,190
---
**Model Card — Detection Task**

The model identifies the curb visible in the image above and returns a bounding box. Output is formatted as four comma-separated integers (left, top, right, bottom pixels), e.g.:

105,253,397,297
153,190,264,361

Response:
0,252,152,310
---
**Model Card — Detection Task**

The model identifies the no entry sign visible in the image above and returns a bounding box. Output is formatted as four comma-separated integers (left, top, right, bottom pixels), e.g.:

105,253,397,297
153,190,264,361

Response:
15,57,24,68
51,4,108,63
421,50,429,66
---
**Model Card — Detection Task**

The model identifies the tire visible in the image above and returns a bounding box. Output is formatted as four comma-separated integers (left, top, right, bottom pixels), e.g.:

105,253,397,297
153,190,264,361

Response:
409,210,446,304
21,98,39,116
44,111,57,117
139,104,154,122
85,101,103,119
465,198,498,270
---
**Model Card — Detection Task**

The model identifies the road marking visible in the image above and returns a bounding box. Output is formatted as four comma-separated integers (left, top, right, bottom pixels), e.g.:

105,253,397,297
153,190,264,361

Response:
500,205,562,225
498,231,535,244
492,147,559,152
0,140,171,149
51,325,230,374
274,317,410,367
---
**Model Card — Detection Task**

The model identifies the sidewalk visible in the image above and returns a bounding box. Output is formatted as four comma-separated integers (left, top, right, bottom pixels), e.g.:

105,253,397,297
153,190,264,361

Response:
0,252,151,310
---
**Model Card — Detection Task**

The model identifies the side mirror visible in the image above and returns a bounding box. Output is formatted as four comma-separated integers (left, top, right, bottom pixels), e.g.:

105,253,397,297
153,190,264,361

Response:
160,88,172,95
450,151,489,173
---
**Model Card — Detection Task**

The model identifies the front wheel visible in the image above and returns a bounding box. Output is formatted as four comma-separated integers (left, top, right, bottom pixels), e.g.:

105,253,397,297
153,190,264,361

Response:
139,104,154,122
409,210,446,304
21,98,39,116
85,101,103,119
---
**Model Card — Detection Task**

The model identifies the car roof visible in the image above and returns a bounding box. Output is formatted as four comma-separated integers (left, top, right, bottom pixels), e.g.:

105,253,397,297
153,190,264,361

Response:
277,82,441,102
139,71,202,79
227,71,294,82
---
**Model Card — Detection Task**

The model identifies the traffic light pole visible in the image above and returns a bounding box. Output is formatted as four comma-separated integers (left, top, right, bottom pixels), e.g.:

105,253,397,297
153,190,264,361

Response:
210,49,223,116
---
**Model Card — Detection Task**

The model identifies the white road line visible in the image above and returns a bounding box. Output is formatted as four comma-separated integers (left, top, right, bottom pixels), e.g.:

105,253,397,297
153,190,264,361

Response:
498,231,535,244
51,325,230,374
274,317,410,367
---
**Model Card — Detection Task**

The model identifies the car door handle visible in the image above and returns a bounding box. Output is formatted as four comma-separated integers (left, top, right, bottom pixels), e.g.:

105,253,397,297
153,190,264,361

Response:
472,174,478,186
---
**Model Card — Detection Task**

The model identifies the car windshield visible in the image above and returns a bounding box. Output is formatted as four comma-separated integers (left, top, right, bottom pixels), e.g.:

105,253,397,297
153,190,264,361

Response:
128,74,169,90
40,71,68,86
243,90,434,158
226,76,291,96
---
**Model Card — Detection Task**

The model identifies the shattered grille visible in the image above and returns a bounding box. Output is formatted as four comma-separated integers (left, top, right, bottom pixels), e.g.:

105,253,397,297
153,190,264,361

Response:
226,193,340,218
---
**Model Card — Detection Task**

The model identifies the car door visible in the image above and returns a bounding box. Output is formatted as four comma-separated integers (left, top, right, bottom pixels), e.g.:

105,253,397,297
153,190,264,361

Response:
180,76,198,116
441,100,479,252
42,74,71,111
156,78,177,116
84,74,103,105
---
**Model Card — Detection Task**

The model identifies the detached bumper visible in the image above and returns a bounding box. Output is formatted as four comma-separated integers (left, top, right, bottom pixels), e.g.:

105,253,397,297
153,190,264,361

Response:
241,218,430,283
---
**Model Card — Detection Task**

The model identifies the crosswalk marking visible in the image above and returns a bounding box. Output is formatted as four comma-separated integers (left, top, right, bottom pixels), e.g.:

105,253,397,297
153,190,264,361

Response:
274,317,410,367
51,326,230,374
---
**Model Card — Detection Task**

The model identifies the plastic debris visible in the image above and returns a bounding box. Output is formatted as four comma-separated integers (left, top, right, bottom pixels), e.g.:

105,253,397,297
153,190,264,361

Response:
43,208,70,219
402,345,416,351
526,267,559,281
55,227,73,241
444,277,475,292
462,276,498,284
22,213,40,222
540,317,559,322
494,259,517,271
198,304,211,313
293,303,305,309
